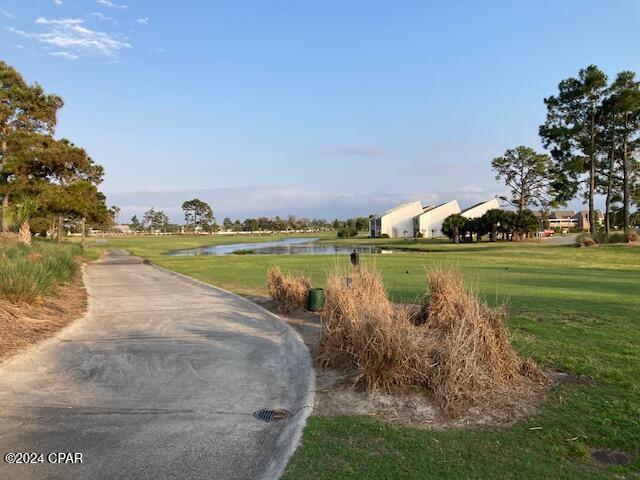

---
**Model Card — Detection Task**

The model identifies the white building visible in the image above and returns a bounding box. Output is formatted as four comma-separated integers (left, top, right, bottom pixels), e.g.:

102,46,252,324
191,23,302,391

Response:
460,197,501,219
369,201,424,238
370,197,502,238
413,200,461,238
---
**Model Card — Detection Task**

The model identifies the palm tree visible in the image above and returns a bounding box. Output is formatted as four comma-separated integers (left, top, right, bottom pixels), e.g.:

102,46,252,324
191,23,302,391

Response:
6,194,40,246
442,214,467,243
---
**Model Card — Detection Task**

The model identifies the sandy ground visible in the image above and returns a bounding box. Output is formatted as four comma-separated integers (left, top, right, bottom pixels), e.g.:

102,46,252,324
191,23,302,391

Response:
249,295,557,430
0,273,88,363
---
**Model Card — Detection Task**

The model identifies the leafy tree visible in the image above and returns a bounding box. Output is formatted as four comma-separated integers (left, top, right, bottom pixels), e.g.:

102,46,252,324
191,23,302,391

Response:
539,65,608,235
0,61,63,231
462,217,483,243
181,198,214,232
110,205,121,224
442,214,466,243
143,208,169,233
222,217,233,230
492,146,555,212
512,209,540,239
479,209,505,242
130,215,142,233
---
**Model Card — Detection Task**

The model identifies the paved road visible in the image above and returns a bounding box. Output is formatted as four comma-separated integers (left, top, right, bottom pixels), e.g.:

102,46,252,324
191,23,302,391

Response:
0,250,314,480
542,234,578,245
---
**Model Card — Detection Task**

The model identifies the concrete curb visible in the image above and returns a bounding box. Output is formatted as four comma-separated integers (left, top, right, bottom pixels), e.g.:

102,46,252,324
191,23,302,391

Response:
147,262,316,480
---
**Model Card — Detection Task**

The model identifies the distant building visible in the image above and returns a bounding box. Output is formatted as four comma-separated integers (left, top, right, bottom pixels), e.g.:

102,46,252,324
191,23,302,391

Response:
413,200,461,238
114,224,132,234
461,198,502,219
538,210,604,231
572,209,604,231
369,201,424,238
369,197,501,238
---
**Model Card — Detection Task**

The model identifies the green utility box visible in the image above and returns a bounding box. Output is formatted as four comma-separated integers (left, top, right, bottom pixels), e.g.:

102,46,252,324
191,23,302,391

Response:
307,288,325,311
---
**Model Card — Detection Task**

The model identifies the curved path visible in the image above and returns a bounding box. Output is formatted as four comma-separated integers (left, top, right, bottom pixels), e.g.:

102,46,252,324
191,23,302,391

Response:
0,250,314,479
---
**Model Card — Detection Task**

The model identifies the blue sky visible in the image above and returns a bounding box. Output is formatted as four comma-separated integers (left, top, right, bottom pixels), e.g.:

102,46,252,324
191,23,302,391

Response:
1,1,639,222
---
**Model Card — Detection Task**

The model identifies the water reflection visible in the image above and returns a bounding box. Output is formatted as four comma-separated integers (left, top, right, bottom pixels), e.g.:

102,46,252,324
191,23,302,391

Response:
168,237,389,256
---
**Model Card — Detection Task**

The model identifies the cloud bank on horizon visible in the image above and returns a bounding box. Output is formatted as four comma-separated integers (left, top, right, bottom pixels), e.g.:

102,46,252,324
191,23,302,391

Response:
105,184,502,224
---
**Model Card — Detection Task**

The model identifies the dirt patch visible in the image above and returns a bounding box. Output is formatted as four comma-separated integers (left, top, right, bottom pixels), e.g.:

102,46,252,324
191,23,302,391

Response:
591,449,632,466
249,294,547,429
0,273,88,363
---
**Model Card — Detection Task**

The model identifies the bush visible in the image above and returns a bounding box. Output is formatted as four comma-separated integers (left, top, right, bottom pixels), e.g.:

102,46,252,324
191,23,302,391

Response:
317,267,546,417
266,266,311,313
379,233,390,238
588,230,636,245
337,226,359,238
0,241,80,303
575,233,596,247
625,229,639,243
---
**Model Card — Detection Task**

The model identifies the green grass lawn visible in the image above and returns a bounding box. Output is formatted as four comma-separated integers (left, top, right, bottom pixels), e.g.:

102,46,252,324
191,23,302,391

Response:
91,234,640,478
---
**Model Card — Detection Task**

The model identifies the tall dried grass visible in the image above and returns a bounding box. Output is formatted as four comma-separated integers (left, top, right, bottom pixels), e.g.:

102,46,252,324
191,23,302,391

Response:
266,266,311,313
317,266,547,417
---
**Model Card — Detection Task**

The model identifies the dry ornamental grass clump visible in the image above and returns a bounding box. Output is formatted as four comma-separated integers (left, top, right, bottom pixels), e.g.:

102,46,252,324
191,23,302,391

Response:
317,266,547,417
266,266,311,313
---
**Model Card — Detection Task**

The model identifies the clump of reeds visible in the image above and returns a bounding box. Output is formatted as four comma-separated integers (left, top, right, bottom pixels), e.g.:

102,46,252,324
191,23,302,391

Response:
575,233,597,247
266,266,311,313
0,242,80,303
317,266,547,417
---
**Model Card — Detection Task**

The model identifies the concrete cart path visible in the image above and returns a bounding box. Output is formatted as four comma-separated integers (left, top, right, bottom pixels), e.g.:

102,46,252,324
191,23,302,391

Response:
0,250,314,480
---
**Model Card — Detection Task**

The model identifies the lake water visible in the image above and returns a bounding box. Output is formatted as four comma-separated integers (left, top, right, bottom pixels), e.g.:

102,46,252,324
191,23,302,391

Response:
168,237,390,256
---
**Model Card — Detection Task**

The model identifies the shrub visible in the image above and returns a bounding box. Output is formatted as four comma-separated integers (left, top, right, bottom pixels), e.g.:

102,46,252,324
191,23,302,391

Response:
575,233,596,247
266,266,311,313
337,226,359,238
379,233,390,238
625,229,639,243
0,241,80,303
317,267,546,417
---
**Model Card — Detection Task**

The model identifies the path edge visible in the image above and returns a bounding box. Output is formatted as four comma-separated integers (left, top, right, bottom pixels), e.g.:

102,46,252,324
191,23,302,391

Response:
147,262,316,480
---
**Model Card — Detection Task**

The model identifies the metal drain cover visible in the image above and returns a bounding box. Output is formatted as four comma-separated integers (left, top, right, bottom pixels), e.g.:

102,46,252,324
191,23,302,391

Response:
253,408,291,422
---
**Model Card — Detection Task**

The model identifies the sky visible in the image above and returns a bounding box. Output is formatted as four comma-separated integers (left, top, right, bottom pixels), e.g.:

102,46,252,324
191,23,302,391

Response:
1,1,639,223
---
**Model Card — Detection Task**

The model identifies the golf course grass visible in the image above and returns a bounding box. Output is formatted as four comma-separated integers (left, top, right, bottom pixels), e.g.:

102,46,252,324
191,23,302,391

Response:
92,233,640,478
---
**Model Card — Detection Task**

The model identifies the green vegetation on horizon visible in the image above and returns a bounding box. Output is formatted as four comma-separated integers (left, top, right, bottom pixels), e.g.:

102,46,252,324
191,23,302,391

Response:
94,234,640,478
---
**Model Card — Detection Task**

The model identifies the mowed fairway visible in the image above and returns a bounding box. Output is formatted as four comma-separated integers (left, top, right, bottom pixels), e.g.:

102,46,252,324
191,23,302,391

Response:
95,235,640,478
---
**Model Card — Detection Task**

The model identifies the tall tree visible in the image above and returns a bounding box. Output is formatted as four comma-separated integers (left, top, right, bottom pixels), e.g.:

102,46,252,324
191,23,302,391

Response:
0,61,63,231
540,65,608,235
492,146,555,212
110,205,121,224
608,72,640,231
143,208,169,233
181,198,214,232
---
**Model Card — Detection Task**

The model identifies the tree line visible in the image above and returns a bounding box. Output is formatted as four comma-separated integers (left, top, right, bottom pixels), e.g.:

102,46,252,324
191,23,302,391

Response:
489,65,639,236
442,209,540,244
123,198,370,235
0,61,109,245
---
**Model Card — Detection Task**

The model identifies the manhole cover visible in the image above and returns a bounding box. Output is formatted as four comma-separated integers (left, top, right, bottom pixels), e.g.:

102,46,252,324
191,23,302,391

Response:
253,408,291,422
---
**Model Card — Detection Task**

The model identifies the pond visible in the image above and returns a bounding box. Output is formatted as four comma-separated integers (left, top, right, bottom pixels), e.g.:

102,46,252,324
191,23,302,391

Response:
168,237,393,256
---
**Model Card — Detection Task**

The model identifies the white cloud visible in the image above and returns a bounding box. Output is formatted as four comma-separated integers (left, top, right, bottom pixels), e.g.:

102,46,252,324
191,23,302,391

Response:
36,17,83,25
153,47,165,53
8,18,131,60
53,0,63,5
97,0,127,9
1,9,16,19
136,17,149,25
89,12,115,23
50,51,79,60
16,44,25,49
